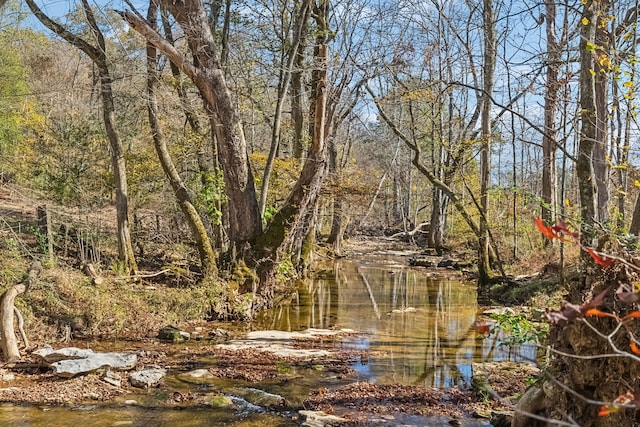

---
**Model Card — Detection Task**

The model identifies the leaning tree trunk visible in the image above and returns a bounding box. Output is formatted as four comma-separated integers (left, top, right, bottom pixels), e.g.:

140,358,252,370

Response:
145,2,217,277
27,0,138,273
119,1,263,251
0,261,41,362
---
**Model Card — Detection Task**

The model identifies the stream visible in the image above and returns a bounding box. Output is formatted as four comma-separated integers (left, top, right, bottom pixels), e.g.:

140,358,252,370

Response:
0,252,537,426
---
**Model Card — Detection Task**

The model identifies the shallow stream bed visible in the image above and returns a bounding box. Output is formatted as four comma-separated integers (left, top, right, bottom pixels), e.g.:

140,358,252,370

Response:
0,251,536,426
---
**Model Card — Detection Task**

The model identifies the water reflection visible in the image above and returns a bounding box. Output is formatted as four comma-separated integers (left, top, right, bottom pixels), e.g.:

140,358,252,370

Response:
257,257,537,388
0,403,295,427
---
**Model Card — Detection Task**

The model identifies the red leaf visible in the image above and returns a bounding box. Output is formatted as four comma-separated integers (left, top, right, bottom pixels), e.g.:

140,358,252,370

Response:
551,219,580,242
599,405,619,416
534,217,568,242
546,290,609,325
474,320,491,336
585,308,616,319
585,247,617,267
631,342,640,355
623,311,640,321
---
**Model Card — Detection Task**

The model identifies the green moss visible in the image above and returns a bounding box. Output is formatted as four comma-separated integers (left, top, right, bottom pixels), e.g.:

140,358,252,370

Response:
210,395,234,408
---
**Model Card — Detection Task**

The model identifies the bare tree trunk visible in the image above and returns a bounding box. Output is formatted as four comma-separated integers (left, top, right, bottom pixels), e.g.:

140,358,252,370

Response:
159,6,225,250
630,194,640,235
146,1,217,277
326,138,344,253
26,0,138,274
541,0,559,230
577,0,599,251
0,262,41,362
617,21,636,229
291,9,309,160
478,0,496,286
593,0,611,223
254,0,330,285
428,186,447,251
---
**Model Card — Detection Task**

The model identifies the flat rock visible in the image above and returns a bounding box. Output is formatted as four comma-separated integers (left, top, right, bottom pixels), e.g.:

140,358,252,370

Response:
34,345,95,363
229,387,285,407
216,328,354,359
186,369,212,378
130,368,166,388
33,345,137,377
102,371,122,387
299,410,348,427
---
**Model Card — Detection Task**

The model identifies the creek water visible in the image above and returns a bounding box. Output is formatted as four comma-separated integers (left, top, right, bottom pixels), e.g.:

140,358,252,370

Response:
0,253,535,426
256,255,536,388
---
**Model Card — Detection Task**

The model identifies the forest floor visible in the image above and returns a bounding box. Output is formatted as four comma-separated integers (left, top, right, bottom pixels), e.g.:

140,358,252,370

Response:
0,191,556,425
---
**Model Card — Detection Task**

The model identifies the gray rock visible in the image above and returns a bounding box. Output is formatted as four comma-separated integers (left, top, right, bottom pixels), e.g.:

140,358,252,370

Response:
129,368,166,388
186,369,212,378
102,371,122,387
299,410,348,427
483,307,516,316
34,345,95,363
33,346,137,378
230,387,285,407
409,256,438,267
491,410,514,427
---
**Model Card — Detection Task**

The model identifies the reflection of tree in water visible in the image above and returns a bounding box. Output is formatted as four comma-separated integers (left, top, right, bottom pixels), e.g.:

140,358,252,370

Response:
256,258,536,386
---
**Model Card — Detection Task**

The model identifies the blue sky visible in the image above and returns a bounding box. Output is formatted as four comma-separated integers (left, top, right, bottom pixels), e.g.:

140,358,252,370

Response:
22,0,149,29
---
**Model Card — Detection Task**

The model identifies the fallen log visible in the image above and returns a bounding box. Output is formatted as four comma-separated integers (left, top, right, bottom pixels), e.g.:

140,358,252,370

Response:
0,261,42,362
389,222,430,239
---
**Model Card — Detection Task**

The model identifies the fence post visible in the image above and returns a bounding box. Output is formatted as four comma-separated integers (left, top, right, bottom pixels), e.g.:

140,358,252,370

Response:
36,205,54,263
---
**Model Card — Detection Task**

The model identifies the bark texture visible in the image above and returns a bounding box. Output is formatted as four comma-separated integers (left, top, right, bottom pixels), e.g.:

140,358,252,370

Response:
478,0,496,287
121,1,262,247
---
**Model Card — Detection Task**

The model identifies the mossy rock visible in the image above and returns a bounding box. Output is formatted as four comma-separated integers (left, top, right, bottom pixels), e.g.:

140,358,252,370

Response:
210,395,234,408
157,325,190,342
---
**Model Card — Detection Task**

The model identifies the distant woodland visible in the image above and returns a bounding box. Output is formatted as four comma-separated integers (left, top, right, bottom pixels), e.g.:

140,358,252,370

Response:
0,0,638,292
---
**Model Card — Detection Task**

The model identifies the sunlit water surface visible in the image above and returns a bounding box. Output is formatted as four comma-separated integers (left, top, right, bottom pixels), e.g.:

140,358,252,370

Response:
256,256,537,388
0,254,533,425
